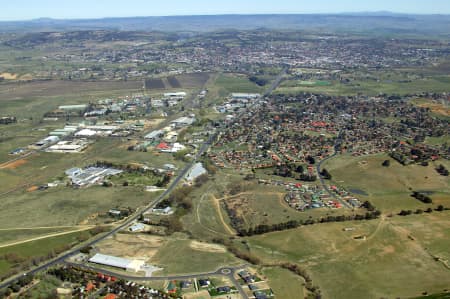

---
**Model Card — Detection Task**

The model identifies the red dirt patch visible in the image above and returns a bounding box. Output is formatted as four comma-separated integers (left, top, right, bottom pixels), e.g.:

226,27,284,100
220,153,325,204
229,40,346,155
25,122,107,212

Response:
0,159,27,169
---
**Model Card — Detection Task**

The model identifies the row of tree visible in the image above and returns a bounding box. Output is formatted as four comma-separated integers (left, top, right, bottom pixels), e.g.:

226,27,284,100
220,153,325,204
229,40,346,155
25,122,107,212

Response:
411,191,432,204
237,209,381,237
399,205,446,216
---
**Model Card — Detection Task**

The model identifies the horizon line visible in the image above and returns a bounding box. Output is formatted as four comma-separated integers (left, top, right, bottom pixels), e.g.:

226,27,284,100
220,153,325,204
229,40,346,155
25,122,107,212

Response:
1,11,449,22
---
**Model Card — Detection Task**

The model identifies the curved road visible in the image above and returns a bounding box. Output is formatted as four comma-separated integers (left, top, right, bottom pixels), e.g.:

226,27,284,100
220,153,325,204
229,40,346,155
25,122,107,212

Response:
67,262,249,299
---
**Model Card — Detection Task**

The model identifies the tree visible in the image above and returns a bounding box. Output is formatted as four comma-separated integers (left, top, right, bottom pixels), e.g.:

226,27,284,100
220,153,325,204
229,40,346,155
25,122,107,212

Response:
382,160,390,167
436,205,445,212
320,168,332,180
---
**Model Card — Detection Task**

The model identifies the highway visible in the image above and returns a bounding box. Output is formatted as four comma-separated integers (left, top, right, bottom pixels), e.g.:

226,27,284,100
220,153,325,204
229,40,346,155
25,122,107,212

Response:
0,68,288,295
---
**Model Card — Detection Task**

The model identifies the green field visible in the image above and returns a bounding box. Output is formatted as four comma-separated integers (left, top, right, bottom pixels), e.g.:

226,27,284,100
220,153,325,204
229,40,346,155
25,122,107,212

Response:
0,231,92,278
262,267,305,299
247,213,450,299
213,74,263,97
150,236,241,275
277,76,450,96
0,227,77,246
322,154,450,213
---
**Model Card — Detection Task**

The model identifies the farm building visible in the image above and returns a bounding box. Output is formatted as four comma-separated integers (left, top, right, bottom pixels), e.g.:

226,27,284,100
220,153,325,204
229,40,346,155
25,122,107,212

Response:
88,253,145,273
185,163,207,182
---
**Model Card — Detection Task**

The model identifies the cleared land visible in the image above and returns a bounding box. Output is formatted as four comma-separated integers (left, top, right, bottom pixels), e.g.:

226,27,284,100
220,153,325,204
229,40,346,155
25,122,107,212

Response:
277,75,450,96
262,267,305,299
247,212,450,299
95,233,165,261
0,231,93,278
149,235,241,275
322,154,450,213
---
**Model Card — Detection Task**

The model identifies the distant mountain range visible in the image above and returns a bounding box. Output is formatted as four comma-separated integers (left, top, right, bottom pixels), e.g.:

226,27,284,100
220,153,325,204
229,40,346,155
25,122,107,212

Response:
0,14,449,35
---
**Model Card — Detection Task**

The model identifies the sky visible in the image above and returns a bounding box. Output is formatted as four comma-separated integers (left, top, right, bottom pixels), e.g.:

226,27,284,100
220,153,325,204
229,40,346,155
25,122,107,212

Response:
0,0,449,21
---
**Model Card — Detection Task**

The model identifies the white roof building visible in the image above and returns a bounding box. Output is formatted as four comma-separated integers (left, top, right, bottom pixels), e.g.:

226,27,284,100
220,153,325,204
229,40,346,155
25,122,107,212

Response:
164,92,187,98
144,130,165,140
231,93,261,99
185,162,207,182
171,116,195,128
89,253,145,273
75,129,97,137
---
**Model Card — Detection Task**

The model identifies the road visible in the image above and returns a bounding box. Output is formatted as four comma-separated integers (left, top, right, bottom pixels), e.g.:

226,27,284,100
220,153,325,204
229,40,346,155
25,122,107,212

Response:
0,68,288,295
67,262,250,299
315,131,352,209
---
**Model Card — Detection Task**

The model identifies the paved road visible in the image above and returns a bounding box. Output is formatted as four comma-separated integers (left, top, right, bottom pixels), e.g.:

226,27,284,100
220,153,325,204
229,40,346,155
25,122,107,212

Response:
316,131,352,209
67,262,250,299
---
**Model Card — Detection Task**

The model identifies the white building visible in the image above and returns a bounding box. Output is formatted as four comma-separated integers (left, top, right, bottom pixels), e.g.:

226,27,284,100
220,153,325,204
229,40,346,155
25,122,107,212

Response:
89,253,145,273
185,162,207,182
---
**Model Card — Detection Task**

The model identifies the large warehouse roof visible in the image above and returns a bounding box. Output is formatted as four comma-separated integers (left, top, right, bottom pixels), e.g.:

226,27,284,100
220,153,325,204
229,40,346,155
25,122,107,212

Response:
89,253,145,272
89,253,133,269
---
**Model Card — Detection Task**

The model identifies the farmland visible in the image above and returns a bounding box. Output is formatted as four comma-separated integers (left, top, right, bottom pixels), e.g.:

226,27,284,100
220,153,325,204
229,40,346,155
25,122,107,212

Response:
322,154,450,213
246,212,450,299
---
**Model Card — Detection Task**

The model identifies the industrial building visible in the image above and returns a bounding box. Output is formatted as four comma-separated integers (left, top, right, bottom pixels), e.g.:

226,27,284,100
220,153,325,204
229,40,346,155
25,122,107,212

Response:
46,139,90,153
185,162,207,182
231,93,261,100
170,116,195,128
88,253,145,273
66,167,123,187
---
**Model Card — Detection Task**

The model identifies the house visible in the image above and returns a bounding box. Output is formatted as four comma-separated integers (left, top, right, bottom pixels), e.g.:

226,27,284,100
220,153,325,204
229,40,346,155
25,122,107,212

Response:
167,281,177,294
151,206,173,215
216,286,231,293
249,284,258,291
180,281,192,289
156,142,170,151
198,279,211,288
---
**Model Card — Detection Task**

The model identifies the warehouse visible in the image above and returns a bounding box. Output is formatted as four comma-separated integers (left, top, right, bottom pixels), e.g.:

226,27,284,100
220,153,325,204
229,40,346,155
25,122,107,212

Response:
89,253,145,273
185,162,207,182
